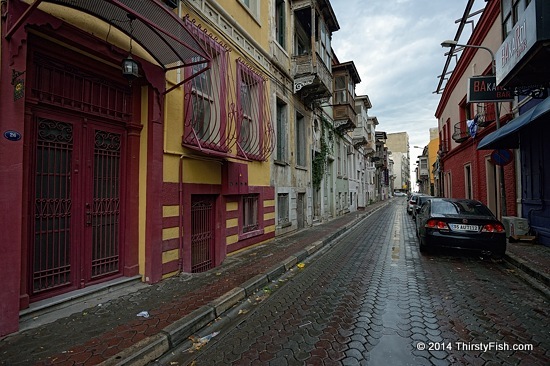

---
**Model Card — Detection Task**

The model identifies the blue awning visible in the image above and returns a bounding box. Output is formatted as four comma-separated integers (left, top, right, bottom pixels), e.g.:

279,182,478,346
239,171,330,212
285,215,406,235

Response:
477,96,550,150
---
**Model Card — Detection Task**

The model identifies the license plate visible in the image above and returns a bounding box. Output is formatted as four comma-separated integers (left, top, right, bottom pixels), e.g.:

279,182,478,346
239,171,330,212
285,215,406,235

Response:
449,224,479,232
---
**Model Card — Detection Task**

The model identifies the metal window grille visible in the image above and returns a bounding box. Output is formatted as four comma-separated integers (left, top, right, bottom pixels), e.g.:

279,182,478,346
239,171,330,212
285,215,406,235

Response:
242,195,259,233
32,53,131,121
235,60,274,161
277,193,289,225
183,18,234,153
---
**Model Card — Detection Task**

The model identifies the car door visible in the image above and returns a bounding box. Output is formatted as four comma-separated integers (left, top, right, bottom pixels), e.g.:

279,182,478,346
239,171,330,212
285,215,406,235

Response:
416,200,431,238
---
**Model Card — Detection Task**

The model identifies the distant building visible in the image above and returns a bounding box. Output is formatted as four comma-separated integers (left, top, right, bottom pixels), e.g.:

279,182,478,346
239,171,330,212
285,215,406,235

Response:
386,132,411,193
427,128,440,195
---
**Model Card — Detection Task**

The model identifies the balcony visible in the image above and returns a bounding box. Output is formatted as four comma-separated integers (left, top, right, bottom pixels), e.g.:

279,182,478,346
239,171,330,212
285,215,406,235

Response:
334,103,356,132
476,103,496,127
371,148,386,167
332,61,360,133
292,52,332,104
452,120,470,143
291,1,338,105
352,117,375,153
353,136,375,154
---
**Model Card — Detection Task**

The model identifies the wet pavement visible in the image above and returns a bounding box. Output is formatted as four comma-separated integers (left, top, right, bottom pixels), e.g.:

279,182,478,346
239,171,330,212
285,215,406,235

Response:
157,199,550,365
0,198,549,365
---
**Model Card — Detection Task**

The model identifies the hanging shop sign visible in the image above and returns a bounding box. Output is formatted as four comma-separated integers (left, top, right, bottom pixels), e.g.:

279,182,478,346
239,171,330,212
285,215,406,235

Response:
467,76,514,103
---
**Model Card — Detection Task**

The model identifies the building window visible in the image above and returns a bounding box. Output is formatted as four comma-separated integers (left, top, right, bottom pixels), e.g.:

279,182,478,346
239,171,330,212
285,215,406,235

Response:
183,19,229,152
317,19,332,71
294,8,311,56
277,193,289,225
420,158,428,170
188,56,216,143
237,61,265,160
275,0,286,48
334,75,347,104
445,172,452,198
337,140,341,176
239,0,259,18
242,194,259,233
464,164,473,199
502,0,530,38
295,112,306,167
276,99,287,162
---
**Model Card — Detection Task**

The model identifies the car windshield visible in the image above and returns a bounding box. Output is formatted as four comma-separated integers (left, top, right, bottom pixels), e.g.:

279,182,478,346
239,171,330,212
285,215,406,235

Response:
432,200,494,216
417,196,431,204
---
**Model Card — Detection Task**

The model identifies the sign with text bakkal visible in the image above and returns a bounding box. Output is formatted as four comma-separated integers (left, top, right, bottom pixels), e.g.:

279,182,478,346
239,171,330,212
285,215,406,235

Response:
467,75,514,103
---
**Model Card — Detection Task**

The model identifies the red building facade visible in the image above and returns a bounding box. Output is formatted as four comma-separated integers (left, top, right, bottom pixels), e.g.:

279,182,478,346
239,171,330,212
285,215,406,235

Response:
435,0,517,219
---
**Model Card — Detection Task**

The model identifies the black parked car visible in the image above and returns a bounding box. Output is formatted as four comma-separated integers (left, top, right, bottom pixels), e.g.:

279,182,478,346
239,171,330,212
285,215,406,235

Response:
416,198,506,257
412,195,433,221
407,193,426,215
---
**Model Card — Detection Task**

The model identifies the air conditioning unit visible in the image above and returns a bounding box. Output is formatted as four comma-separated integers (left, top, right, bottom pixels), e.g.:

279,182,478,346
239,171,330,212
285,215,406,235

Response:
502,216,529,237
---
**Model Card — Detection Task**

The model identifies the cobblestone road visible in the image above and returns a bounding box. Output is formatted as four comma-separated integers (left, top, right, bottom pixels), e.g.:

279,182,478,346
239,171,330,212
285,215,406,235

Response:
158,200,549,365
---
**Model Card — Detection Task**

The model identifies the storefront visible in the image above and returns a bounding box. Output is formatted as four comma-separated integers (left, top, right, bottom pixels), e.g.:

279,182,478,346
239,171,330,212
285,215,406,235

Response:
478,0,550,245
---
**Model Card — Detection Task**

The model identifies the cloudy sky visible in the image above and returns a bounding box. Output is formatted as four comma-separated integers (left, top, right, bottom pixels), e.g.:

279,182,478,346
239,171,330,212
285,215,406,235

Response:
330,0,483,162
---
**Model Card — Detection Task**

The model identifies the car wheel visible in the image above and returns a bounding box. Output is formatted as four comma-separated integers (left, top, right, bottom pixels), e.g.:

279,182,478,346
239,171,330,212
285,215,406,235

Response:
419,237,427,253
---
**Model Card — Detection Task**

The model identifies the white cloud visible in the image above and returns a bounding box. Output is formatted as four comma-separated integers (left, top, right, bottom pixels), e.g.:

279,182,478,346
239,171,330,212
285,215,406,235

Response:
330,0,483,150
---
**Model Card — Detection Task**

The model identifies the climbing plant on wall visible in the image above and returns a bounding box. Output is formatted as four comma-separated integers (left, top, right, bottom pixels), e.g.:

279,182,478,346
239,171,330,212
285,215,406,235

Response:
312,115,333,190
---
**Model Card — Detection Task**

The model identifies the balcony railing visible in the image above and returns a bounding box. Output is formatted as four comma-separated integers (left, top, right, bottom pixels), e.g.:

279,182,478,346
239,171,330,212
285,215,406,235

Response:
476,103,496,127
452,120,470,143
333,103,356,132
292,51,333,104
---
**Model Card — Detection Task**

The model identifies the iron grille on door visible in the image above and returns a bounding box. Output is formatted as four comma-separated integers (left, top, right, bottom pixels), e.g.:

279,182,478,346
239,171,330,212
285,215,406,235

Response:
91,130,121,278
33,119,73,293
191,196,215,273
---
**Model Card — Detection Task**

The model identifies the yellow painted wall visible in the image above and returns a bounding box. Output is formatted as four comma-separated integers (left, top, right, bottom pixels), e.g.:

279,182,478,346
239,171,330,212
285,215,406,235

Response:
216,0,271,50
428,138,440,184
163,205,179,217
247,160,272,187
152,1,276,271
163,84,185,153
182,159,222,184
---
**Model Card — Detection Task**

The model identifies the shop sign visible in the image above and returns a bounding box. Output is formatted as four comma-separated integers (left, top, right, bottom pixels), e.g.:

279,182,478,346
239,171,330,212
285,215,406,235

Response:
496,2,537,84
467,76,514,103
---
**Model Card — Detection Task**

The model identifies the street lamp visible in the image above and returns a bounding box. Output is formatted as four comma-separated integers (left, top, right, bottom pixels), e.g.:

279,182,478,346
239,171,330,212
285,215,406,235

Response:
441,40,500,129
441,40,506,218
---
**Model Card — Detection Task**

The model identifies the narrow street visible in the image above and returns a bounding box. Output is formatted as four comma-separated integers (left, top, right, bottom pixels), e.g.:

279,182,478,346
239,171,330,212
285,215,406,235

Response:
156,199,549,365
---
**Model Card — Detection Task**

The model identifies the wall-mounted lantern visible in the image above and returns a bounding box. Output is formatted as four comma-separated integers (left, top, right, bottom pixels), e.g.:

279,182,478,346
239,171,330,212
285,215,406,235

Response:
121,13,139,85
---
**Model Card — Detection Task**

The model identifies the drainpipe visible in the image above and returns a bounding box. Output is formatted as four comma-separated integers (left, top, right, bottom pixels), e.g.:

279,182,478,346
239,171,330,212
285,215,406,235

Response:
178,154,184,272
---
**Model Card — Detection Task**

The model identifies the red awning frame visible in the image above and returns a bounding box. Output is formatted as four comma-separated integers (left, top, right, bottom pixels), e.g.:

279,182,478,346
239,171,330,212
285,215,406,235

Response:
6,0,211,81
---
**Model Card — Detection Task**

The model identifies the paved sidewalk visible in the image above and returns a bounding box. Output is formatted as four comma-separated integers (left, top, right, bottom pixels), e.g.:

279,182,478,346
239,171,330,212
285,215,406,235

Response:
0,198,548,366
0,201,388,366
505,240,550,289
